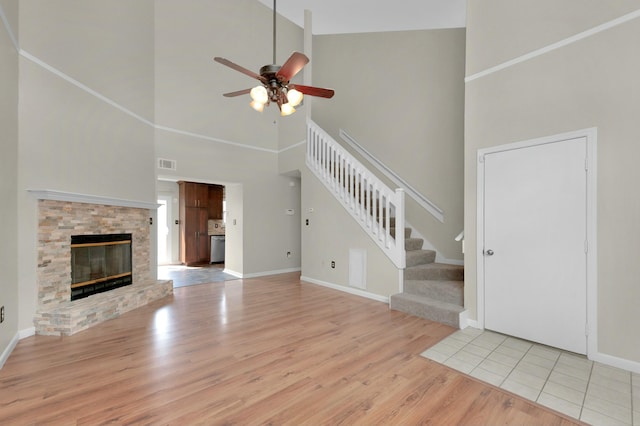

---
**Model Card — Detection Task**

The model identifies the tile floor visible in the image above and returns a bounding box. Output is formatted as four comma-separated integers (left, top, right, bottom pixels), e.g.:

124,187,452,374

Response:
158,264,239,288
422,327,639,425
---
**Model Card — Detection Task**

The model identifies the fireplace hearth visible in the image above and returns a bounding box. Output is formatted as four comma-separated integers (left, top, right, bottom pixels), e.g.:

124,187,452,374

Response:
70,233,133,300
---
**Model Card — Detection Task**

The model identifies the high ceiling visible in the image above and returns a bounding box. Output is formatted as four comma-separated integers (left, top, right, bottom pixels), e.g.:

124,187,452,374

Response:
256,0,467,35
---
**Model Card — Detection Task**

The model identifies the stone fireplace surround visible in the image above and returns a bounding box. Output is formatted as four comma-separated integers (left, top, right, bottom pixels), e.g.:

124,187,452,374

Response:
31,191,173,336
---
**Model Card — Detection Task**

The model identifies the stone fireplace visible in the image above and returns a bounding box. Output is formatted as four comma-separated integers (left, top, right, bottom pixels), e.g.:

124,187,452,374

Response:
33,196,173,336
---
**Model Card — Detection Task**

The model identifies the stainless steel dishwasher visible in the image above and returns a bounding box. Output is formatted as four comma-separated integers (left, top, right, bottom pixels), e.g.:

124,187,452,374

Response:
210,235,225,263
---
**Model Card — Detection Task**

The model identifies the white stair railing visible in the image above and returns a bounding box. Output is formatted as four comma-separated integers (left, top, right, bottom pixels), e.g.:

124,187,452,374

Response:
306,120,406,269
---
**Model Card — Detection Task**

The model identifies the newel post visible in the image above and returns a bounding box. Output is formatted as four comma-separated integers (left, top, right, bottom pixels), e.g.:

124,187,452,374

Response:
395,188,406,269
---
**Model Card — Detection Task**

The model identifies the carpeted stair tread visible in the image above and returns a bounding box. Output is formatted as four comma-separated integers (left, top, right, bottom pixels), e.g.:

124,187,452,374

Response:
406,249,436,267
390,226,411,239
404,280,463,305
405,238,424,251
404,263,464,281
389,293,463,328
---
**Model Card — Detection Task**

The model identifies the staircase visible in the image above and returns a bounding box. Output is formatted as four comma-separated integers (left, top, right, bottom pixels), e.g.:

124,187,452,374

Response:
389,219,465,328
306,120,465,328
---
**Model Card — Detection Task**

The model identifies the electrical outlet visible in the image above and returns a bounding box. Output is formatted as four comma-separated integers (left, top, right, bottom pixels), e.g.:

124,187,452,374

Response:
0,306,4,323
331,261,335,269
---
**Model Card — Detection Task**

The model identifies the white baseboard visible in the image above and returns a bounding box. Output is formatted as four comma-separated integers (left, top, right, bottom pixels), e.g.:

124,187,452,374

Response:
591,350,640,374
0,332,20,369
223,267,301,279
0,327,35,370
300,275,389,304
437,257,464,266
458,310,469,329
462,317,481,330
19,327,35,339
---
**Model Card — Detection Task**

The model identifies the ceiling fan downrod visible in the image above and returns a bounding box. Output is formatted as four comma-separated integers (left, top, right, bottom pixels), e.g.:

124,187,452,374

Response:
272,0,277,65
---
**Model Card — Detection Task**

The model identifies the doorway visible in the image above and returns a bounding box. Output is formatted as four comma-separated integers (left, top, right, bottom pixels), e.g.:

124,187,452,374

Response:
477,129,597,355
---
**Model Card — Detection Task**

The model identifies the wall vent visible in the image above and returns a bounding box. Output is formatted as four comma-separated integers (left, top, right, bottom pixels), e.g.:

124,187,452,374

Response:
158,158,176,171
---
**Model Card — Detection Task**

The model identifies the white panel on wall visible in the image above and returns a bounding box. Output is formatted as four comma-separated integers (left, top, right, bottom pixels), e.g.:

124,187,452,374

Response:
349,248,367,289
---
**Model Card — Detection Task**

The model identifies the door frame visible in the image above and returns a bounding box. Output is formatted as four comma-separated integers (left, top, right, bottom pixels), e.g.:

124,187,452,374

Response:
476,127,598,357
157,194,173,265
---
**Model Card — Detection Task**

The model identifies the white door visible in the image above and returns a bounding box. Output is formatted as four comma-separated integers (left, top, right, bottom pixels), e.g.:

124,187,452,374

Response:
483,137,587,354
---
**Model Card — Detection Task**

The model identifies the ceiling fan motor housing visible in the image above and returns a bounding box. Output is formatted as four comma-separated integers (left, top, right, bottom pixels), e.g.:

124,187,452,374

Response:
260,64,289,104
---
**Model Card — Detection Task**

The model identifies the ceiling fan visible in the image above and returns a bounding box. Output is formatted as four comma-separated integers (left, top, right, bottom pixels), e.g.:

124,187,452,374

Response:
213,0,334,116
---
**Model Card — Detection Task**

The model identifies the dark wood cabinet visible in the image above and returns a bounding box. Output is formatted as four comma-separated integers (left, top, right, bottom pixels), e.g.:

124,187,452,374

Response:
179,181,215,265
184,182,209,208
208,185,223,220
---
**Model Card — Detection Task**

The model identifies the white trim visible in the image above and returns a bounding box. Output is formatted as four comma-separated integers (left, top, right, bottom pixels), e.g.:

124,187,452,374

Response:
339,128,445,223
28,189,160,210
0,333,19,369
465,8,640,83
591,351,640,375
19,327,36,339
279,139,306,153
154,124,279,154
300,276,389,304
0,2,18,52
18,50,292,155
464,319,481,330
20,50,155,127
458,310,469,330
476,128,598,358
223,267,301,279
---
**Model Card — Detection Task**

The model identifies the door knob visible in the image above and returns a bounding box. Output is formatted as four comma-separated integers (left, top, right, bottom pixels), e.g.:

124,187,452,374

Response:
485,249,494,256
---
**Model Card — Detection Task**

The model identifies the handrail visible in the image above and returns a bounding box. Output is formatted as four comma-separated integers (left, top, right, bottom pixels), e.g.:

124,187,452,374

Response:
339,128,444,223
306,120,406,269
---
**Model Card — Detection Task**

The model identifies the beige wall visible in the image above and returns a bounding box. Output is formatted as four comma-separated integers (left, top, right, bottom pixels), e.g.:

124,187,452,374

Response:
466,0,640,76
17,0,156,330
301,168,399,297
0,0,19,361
154,132,302,276
154,0,305,149
154,0,305,278
21,0,154,121
312,29,466,261
465,2,640,363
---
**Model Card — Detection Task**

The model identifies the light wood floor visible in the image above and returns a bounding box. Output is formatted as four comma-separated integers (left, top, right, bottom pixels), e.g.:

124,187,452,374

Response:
0,273,582,425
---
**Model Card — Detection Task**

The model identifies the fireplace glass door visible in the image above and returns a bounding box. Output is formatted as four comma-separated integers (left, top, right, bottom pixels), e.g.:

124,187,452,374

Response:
70,234,132,300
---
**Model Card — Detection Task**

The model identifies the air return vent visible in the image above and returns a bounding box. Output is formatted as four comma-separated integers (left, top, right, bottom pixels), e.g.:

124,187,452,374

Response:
157,158,176,171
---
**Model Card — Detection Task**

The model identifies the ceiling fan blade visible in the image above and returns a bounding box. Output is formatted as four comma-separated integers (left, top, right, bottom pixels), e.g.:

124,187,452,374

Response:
290,84,335,99
276,52,309,81
223,88,252,98
214,57,265,82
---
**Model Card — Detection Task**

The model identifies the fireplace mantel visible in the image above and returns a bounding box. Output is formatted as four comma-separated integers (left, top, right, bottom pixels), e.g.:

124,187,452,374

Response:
28,189,159,210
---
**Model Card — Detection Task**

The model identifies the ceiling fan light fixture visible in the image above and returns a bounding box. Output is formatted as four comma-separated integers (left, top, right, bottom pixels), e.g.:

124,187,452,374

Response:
250,85,268,104
250,100,265,112
280,103,295,116
214,0,333,117
287,89,303,107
